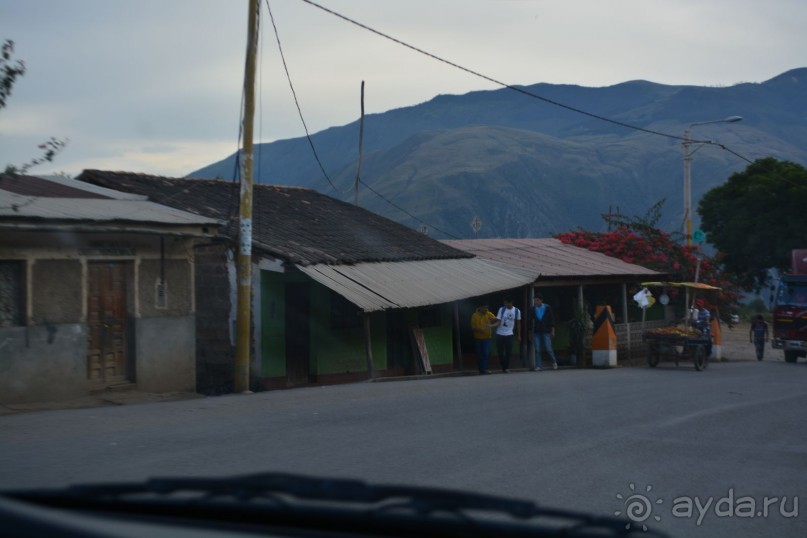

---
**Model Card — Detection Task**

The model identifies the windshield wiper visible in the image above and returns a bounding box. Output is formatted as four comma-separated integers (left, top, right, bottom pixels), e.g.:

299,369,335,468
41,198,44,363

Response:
3,473,669,537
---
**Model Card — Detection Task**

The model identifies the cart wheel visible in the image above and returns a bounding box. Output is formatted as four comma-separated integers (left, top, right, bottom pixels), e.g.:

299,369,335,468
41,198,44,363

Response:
647,345,660,367
693,345,706,371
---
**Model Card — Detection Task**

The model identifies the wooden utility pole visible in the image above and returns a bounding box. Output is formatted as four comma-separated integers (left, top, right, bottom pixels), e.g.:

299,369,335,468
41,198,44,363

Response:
234,0,260,393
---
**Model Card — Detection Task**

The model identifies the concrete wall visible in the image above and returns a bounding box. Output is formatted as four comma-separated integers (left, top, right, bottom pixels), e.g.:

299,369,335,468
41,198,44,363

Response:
139,258,193,318
134,315,196,393
31,259,83,324
0,324,87,404
1,231,205,404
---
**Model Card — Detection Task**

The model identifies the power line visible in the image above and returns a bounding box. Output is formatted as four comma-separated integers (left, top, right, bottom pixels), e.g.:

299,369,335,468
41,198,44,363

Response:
290,1,798,234
298,0,783,168
298,0,703,144
266,0,467,237
357,178,462,239
265,0,344,195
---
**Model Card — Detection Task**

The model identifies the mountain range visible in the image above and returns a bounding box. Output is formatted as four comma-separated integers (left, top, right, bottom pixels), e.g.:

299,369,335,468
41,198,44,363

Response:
190,68,807,239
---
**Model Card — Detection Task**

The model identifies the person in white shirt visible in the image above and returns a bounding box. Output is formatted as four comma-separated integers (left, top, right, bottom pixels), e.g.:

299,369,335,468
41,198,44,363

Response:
495,297,521,373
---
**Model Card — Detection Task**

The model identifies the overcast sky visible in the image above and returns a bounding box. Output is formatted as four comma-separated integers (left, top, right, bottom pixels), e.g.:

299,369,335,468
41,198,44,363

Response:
1,0,805,178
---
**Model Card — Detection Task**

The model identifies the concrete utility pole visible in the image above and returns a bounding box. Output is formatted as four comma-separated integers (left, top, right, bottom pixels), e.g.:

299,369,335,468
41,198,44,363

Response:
682,116,742,247
234,0,260,394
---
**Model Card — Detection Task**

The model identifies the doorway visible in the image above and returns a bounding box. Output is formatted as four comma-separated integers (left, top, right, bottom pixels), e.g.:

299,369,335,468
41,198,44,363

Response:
284,282,311,386
87,262,131,387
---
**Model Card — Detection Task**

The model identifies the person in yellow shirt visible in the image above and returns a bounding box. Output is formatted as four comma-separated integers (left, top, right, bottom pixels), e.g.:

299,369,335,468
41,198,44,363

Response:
471,303,500,374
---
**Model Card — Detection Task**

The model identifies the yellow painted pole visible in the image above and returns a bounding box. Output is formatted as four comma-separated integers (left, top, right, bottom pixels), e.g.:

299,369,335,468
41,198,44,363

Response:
234,0,260,393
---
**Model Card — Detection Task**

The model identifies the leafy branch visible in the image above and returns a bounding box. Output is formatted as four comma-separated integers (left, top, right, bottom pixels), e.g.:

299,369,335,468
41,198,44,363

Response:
2,39,68,175
4,137,69,175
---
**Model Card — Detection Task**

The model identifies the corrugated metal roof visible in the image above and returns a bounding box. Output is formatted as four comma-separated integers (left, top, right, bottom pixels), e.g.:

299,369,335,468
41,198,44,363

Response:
442,238,662,278
297,258,539,312
0,173,112,199
0,190,218,226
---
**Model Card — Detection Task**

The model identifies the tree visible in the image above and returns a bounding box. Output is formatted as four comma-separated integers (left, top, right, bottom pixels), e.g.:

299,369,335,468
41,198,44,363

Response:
1,40,26,109
556,201,740,309
698,157,807,290
1,39,67,174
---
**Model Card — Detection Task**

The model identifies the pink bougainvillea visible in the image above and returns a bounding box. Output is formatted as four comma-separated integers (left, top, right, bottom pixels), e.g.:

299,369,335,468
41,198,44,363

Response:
555,227,740,308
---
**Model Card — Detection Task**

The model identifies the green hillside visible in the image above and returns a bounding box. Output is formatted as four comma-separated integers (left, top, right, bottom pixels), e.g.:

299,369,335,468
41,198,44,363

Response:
190,69,807,238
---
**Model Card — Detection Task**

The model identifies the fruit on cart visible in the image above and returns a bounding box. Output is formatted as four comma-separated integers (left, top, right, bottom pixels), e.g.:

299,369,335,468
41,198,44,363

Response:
647,326,702,337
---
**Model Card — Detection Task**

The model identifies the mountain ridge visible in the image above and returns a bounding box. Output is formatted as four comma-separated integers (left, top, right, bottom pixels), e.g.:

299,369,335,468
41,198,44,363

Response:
189,68,807,238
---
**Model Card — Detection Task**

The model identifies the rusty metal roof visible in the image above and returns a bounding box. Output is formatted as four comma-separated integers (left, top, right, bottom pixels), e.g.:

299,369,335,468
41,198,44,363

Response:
0,189,218,227
442,238,662,280
297,258,538,312
0,173,112,199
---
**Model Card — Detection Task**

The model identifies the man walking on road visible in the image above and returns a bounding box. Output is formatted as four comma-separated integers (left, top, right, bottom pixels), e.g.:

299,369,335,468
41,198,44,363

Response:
495,297,521,373
530,293,557,371
750,314,769,361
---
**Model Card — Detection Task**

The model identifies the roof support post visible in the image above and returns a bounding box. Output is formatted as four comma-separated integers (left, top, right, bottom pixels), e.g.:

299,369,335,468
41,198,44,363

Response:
621,283,631,359
527,286,535,370
453,302,463,371
521,285,529,368
364,312,375,379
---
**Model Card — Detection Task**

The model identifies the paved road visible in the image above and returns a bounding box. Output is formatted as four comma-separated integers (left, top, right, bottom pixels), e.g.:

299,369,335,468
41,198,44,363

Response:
2,359,806,537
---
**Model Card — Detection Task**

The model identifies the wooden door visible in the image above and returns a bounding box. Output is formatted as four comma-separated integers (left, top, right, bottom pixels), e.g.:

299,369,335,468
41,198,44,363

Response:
87,262,130,386
284,282,310,386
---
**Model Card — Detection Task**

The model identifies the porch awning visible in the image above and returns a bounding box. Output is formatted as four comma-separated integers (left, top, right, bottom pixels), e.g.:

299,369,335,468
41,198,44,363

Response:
641,281,721,290
296,258,539,312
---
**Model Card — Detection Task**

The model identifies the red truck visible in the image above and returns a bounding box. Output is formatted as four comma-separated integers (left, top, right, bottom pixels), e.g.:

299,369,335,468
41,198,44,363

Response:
772,249,807,362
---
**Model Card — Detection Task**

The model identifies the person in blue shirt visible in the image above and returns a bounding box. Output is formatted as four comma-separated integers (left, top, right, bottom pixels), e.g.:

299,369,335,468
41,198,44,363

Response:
530,293,557,371
749,315,769,361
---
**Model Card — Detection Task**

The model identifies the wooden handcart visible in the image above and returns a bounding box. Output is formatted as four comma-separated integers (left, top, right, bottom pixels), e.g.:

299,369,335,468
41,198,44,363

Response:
638,280,721,371
643,328,711,371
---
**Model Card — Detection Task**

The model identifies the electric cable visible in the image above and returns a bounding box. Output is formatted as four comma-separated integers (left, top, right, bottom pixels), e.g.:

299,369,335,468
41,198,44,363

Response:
297,0,759,158
266,0,345,195
358,178,462,239
267,0,468,237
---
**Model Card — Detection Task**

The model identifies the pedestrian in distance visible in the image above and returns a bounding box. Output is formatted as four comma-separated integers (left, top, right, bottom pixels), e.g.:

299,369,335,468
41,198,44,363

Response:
749,314,769,361
471,303,500,374
495,296,521,373
530,293,558,370
692,299,713,357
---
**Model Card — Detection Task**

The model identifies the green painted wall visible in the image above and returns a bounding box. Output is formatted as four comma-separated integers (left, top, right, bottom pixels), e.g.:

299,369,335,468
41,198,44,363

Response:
406,306,453,366
260,270,455,378
307,283,388,375
260,270,291,377
312,310,388,375
260,271,389,378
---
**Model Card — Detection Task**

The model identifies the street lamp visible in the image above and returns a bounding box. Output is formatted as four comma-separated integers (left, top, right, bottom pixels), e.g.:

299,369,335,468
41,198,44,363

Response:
683,115,742,246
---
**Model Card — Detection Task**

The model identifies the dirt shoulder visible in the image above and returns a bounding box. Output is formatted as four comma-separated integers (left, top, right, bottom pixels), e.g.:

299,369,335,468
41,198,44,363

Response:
717,320,780,362
0,390,203,416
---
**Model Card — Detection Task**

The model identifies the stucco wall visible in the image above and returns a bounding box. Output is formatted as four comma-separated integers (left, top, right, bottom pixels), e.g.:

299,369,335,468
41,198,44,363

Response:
0,324,87,404
135,315,195,393
31,259,83,324
139,259,193,318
